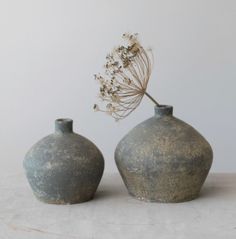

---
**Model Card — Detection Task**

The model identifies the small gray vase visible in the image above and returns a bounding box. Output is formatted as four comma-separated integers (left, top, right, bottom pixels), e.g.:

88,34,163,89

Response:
24,119,104,204
115,105,213,203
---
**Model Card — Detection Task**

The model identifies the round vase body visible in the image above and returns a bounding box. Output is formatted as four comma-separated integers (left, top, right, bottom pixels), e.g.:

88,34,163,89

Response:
24,119,104,204
115,106,213,203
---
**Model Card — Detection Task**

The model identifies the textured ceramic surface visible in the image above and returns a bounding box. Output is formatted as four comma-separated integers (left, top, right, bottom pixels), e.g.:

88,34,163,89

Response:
24,119,104,204
115,105,213,203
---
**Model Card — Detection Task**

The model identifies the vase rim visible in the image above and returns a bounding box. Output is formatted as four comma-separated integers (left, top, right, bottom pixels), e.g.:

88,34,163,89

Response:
154,104,173,109
56,118,73,123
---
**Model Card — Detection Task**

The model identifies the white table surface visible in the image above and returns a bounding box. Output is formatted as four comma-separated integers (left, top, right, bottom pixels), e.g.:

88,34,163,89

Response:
0,173,235,239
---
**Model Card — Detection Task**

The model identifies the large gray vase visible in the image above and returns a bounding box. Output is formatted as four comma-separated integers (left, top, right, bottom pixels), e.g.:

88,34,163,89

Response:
115,105,213,203
24,119,104,204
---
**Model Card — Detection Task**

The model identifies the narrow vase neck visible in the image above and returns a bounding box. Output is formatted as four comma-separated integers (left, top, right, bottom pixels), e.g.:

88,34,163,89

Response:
55,119,73,133
154,105,173,118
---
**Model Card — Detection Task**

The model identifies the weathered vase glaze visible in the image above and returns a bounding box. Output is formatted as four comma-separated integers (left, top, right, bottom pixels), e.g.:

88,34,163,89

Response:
115,105,213,203
24,119,104,204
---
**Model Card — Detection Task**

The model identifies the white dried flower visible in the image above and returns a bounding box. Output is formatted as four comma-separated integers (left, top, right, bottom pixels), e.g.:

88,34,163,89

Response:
94,33,159,121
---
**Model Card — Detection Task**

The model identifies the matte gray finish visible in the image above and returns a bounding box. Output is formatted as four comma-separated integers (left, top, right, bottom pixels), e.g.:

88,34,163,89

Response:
115,106,213,203
24,119,104,204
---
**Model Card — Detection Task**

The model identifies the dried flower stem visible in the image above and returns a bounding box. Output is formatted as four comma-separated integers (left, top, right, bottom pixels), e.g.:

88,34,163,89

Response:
144,92,160,106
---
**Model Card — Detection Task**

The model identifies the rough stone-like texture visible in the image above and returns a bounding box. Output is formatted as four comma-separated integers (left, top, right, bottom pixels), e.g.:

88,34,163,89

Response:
115,106,213,203
23,119,104,204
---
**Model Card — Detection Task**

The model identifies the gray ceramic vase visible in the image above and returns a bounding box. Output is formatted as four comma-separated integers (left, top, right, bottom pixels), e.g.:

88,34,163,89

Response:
115,105,213,203
24,119,104,204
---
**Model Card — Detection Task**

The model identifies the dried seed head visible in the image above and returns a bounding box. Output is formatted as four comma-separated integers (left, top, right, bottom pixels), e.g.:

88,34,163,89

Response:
93,33,154,121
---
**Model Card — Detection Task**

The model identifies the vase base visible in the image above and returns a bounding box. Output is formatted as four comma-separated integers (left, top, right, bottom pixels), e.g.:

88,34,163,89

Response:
128,191,200,203
33,194,95,205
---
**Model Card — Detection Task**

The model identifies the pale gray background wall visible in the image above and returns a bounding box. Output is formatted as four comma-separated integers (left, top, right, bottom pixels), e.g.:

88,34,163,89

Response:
0,0,235,174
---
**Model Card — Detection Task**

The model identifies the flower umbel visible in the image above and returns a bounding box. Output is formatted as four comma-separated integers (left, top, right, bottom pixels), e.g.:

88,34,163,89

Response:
94,33,159,121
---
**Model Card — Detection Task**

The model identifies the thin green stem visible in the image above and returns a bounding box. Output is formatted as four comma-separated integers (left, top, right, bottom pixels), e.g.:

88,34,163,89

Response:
144,92,160,106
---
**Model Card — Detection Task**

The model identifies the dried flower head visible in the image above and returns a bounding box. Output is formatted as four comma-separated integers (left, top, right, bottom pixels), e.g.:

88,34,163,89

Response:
94,33,159,121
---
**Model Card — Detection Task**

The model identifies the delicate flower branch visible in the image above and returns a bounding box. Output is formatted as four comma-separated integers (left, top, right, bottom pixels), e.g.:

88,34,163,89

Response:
93,33,160,121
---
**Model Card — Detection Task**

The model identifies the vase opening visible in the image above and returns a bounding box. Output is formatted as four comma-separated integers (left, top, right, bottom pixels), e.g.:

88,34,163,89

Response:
154,105,173,118
55,118,73,133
